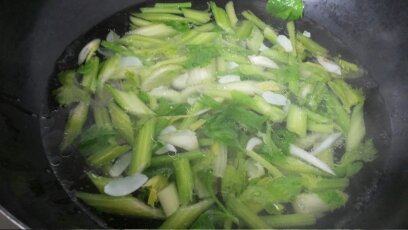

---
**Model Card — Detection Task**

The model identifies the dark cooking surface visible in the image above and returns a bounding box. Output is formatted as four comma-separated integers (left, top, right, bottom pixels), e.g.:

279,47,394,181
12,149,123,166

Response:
0,0,407,228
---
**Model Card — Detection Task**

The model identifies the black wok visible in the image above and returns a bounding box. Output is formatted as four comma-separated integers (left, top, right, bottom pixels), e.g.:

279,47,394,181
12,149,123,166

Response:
0,0,407,228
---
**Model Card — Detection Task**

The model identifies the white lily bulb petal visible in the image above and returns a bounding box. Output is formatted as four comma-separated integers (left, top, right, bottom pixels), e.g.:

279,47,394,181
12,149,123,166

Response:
106,30,120,42
247,159,265,180
277,35,293,52
172,73,189,90
160,126,177,136
303,30,311,38
218,75,241,84
317,57,342,75
120,56,143,69
220,81,260,95
155,144,178,155
248,55,279,69
310,133,342,155
262,91,289,106
109,152,132,177
78,39,101,65
246,137,263,151
160,130,199,151
289,144,336,175
186,67,213,86
104,173,148,196
227,61,239,70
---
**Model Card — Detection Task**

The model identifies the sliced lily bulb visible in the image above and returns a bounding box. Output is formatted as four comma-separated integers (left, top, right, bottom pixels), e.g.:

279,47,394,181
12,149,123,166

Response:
262,91,289,106
150,86,182,103
310,133,342,155
247,159,265,180
172,73,189,90
155,144,177,155
303,30,311,38
120,56,143,70
277,35,293,52
246,137,263,151
248,55,279,69
220,81,260,95
227,61,239,70
106,30,120,42
109,152,132,177
160,130,199,151
218,75,241,84
186,67,213,86
104,173,148,196
78,39,101,65
289,144,336,175
160,125,178,136
317,57,342,75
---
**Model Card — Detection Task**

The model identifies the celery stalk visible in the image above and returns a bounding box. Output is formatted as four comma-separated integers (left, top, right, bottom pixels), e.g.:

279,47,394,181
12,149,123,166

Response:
154,2,192,8
226,196,269,229
297,32,328,57
106,85,154,117
264,26,278,44
108,102,134,145
93,104,112,128
308,120,334,133
251,96,286,122
173,158,194,205
246,150,283,178
261,214,316,228
140,7,183,14
77,192,165,219
210,2,233,33
241,10,266,30
236,20,253,39
87,145,131,167
159,199,214,229
129,118,156,174
151,151,206,167
346,103,365,151
130,16,153,27
133,13,190,23
61,101,89,150
325,91,350,133
182,8,211,24
287,21,297,56
287,105,307,137
80,56,99,93
158,182,180,217
225,1,238,27
86,172,112,193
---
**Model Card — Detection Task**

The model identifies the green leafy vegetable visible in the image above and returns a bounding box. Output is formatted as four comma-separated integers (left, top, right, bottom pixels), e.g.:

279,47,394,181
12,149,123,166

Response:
266,0,304,21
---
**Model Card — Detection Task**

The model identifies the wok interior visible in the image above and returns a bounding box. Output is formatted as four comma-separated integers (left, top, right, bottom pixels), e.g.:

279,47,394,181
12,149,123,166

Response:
40,0,393,228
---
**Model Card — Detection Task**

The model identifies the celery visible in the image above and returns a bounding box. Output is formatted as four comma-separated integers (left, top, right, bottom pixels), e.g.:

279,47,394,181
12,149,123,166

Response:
80,56,99,93
241,10,266,30
158,182,180,216
130,24,177,38
144,175,169,207
106,85,154,117
264,26,278,44
140,7,183,14
77,192,165,219
86,172,111,193
210,2,233,33
130,16,153,27
182,8,211,24
93,104,112,129
108,102,134,145
336,58,364,78
251,95,286,122
129,118,156,174
159,199,214,229
261,48,290,64
61,101,89,150
87,145,131,167
301,175,349,192
98,55,120,87
235,20,253,39
261,214,316,228
346,104,366,151
194,23,216,32
286,105,307,137
225,1,238,27
328,79,363,112
325,91,350,133
141,65,183,90
188,32,218,45
226,196,269,229
154,2,192,8
308,120,334,133
151,151,206,167
297,33,328,57
246,150,283,178
173,158,194,205
247,26,264,52
133,13,190,23
287,21,297,56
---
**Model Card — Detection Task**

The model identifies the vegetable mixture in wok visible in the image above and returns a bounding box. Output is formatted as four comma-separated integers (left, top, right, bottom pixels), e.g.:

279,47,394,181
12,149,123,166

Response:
54,1,377,228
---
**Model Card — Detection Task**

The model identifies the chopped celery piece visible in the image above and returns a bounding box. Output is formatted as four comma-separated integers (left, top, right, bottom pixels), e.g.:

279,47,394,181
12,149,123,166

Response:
151,151,206,167
251,96,286,122
325,91,350,133
159,199,214,229
210,2,233,33
261,214,316,228
182,9,211,24
130,16,153,27
241,10,267,30
87,145,131,167
328,79,363,112
108,102,134,145
297,32,328,57
107,85,154,117
286,105,307,137
301,175,349,192
173,158,194,205
247,26,264,52
264,26,278,44
80,56,99,93
287,21,297,56
154,2,192,8
130,24,177,37
236,20,253,39
98,55,120,86
54,70,89,107
61,101,89,150
86,172,112,193
346,103,366,151
77,192,165,219
129,118,156,174
144,175,169,207
225,1,238,27
133,13,190,23
140,7,183,14
246,150,282,178
93,104,112,128
226,196,269,229
308,120,334,133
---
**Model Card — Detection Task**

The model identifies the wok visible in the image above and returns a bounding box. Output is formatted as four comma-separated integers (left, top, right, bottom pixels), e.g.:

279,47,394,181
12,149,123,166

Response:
0,0,407,228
